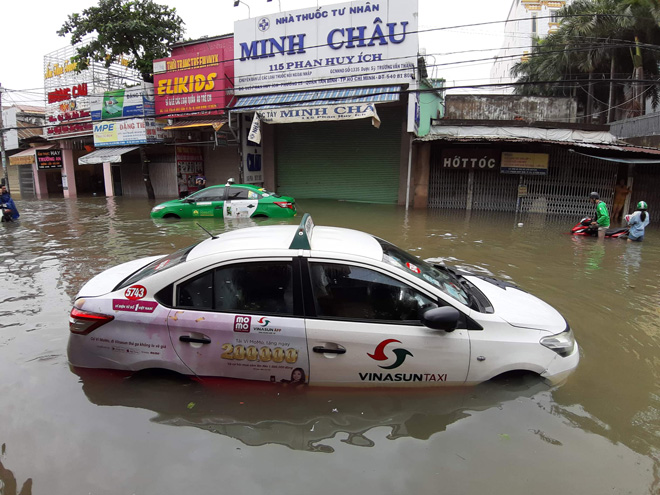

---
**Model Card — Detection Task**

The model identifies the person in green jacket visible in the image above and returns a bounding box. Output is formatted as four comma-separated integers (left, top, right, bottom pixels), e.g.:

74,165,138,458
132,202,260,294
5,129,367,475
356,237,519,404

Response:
589,192,610,239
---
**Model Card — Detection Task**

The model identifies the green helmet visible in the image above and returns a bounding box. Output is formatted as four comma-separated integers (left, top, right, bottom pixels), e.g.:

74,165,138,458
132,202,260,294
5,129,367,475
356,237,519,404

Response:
637,201,648,210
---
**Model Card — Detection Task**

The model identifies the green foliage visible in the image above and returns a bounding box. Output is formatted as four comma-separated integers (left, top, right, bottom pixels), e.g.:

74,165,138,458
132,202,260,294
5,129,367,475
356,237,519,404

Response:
510,0,660,118
57,0,185,82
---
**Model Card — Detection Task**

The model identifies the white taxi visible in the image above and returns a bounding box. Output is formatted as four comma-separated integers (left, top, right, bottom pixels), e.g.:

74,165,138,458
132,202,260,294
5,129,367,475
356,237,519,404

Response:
68,214,579,387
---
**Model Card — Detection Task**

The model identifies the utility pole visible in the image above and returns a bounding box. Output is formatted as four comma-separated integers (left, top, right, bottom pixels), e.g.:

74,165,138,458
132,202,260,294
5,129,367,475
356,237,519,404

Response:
0,83,9,190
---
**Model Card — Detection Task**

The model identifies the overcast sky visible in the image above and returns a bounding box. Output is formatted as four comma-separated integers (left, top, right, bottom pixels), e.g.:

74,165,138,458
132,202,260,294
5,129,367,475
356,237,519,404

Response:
0,0,513,107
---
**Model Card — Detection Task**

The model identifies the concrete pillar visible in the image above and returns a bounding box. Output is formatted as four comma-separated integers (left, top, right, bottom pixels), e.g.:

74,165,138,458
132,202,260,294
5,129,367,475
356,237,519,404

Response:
60,145,77,198
33,161,49,199
263,123,275,190
103,161,114,197
413,142,431,209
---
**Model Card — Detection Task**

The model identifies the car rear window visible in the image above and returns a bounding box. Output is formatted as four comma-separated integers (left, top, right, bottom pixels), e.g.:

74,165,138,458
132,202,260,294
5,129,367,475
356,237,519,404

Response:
376,238,470,306
115,243,198,290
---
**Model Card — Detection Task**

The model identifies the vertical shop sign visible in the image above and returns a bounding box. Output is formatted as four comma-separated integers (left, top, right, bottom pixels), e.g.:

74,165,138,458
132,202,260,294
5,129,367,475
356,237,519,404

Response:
242,113,263,184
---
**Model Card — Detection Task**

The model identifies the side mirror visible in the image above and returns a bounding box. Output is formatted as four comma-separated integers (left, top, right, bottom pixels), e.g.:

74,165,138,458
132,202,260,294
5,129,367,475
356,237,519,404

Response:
183,198,195,204
421,306,460,332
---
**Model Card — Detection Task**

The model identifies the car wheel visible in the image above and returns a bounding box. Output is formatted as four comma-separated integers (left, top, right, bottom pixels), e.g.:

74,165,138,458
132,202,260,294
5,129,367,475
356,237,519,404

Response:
163,214,181,219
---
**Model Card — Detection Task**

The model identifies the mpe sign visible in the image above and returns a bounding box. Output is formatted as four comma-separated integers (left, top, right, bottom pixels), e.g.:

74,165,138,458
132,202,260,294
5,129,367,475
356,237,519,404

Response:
233,0,418,95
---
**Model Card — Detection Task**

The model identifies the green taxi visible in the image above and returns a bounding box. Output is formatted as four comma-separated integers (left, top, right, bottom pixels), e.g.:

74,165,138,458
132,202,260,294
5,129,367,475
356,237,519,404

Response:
150,183,296,219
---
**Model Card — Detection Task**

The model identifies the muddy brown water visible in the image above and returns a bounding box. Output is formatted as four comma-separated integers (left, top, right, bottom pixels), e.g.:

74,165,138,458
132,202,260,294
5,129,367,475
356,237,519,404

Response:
0,197,658,494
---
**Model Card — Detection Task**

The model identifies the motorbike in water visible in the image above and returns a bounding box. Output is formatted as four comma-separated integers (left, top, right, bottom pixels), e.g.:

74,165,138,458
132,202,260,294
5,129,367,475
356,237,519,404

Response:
571,217,628,238
1,203,15,222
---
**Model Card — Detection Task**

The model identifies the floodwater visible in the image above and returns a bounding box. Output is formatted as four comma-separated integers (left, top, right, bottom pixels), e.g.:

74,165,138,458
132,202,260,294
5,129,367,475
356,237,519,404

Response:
1,196,658,495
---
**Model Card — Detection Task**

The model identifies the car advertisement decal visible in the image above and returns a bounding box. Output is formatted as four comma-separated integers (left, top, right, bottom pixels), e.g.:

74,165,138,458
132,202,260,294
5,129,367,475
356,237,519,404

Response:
234,315,251,332
77,300,174,361
406,262,421,274
168,311,309,384
112,299,158,313
124,285,146,300
367,339,412,369
361,339,448,383
154,259,170,271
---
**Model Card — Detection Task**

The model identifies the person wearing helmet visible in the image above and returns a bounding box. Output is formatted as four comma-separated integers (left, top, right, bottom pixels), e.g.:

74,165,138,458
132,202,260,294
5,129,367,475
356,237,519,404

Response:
589,192,610,239
625,201,650,242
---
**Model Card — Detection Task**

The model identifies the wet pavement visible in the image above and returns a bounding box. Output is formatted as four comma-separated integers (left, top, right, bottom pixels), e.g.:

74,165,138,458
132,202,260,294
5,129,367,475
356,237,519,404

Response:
0,196,658,494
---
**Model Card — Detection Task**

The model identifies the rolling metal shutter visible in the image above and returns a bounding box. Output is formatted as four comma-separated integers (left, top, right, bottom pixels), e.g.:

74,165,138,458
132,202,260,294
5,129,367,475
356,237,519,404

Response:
430,146,618,216
275,106,402,204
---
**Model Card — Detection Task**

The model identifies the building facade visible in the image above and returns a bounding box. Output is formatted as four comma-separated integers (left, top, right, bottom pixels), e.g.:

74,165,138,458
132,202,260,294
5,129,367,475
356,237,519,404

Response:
490,0,569,90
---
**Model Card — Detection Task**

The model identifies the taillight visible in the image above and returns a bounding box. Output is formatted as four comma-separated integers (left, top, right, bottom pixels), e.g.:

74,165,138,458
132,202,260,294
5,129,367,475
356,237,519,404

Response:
274,201,294,209
69,307,114,335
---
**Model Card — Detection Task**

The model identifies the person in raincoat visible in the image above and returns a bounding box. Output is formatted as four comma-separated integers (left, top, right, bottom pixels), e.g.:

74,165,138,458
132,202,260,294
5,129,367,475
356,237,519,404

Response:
0,185,19,222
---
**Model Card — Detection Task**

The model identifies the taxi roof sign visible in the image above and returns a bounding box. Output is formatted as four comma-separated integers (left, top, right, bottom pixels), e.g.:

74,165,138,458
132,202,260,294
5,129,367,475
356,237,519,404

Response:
289,213,314,250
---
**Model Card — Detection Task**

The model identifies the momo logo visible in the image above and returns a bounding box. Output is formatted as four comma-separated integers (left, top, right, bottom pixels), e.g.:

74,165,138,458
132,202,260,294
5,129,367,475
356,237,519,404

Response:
368,339,413,370
234,316,251,333
257,317,270,327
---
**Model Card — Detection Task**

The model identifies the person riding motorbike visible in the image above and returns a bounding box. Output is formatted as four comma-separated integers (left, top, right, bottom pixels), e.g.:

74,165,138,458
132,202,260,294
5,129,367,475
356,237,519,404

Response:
1,185,20,222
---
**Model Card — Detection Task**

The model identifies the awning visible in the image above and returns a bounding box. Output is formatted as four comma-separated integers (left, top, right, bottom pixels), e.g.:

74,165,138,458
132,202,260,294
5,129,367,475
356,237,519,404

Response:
78,147,139,165
233,86,401,112
163,119,226,131
9,145,56,166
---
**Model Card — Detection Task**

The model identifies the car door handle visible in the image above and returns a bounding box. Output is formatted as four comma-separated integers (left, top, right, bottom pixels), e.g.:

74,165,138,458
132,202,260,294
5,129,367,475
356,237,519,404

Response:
247,204,255,208
179,335,212,344
313,346,346,354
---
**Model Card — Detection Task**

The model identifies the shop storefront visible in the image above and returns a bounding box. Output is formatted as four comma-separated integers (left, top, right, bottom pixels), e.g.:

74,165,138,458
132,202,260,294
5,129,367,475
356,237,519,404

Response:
416,125,660,222
153,35,238,192
43,43,143,198
231,0,419,204
8,145,64,198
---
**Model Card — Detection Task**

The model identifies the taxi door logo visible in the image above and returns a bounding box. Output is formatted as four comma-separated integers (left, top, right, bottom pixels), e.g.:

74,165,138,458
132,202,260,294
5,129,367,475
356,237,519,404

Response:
368,339,413,369
257,317,270,326
234,316,251,332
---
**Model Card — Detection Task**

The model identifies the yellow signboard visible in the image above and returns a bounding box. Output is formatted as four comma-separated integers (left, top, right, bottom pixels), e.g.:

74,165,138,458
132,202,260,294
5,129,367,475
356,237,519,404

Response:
501,152,549,175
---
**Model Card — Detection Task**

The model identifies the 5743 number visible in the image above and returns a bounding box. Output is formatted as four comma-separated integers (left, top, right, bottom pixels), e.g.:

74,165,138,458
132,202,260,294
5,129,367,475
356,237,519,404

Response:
221,344,298,364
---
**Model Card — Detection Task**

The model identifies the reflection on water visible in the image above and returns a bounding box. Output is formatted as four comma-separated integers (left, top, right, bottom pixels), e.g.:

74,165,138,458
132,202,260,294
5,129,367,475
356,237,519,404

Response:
0,444,32,495
73,369,552,454
1,197,659,493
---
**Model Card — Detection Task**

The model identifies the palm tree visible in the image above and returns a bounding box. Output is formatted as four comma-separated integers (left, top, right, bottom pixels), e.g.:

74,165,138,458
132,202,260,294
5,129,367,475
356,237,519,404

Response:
511,0,660,122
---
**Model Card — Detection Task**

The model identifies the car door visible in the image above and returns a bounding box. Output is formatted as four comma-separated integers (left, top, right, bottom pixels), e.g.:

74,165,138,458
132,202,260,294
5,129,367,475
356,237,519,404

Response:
167,259,310,383
189,187,226,218
304,260,470,387
223,186,258,218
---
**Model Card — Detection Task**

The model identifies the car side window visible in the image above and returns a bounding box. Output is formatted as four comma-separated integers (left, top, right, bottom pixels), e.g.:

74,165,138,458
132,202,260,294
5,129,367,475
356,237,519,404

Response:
176,261,294,315
191,188,224,202
309,262,437,322
227,187,251,200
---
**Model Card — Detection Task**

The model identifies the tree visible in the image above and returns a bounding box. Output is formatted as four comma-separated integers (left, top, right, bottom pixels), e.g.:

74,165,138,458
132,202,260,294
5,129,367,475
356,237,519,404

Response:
58,0,185,199
58,0,185,83
511,0,660,122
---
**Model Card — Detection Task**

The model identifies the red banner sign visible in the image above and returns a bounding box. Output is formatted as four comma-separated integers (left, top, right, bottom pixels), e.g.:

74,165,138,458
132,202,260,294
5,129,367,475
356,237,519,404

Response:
153,38,234,117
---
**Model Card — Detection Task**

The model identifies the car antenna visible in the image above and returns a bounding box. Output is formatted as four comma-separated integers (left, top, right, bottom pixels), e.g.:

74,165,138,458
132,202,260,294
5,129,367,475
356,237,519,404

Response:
196,223,219,239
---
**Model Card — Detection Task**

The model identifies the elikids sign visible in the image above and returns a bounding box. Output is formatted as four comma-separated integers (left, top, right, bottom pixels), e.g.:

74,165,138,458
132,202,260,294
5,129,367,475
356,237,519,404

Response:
153,37,233,117
233,0,418,95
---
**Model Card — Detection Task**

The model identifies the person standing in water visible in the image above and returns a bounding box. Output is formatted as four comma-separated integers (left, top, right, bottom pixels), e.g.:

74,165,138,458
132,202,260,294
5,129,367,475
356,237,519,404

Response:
626,201,650,242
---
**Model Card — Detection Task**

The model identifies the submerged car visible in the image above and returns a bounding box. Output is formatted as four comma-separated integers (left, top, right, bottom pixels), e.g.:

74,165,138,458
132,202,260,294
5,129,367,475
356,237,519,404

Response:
69,214,579,387
150,183,296,219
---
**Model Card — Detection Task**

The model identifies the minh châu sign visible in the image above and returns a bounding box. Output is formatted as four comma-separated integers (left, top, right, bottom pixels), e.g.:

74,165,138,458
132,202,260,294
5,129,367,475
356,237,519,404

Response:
233,0,418,95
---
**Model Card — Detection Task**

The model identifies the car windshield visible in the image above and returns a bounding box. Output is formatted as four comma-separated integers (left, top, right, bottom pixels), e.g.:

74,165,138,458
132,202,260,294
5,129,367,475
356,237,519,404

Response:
377,238,470,306
115,243,198,290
